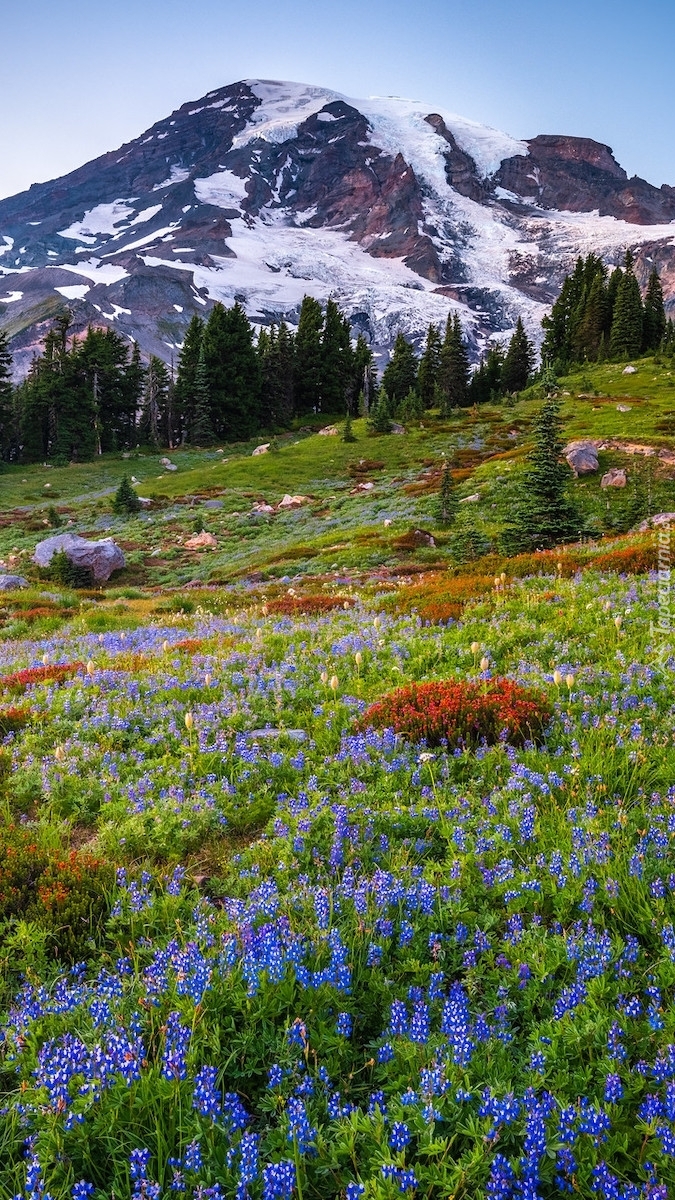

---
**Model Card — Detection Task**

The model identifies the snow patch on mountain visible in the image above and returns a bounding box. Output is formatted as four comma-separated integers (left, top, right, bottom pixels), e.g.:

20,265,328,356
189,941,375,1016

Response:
194,170,249,208
153,165,191,191
55,259,130,286
57,200,136,241
55,284,91,300
233,80,341,149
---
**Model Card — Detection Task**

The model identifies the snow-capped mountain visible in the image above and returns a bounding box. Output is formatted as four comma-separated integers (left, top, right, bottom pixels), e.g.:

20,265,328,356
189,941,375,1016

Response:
1,78,674,375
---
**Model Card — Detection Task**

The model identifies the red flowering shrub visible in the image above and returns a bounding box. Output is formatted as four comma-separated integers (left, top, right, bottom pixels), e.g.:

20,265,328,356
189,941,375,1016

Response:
0,706,32,736
357,678,551,748
0,827,112,961
1,662,84,694
266,595,352,615
173,639,204,653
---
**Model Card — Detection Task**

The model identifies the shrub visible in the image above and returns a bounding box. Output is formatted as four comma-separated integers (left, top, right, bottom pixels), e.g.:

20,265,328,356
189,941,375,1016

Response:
0,827,113,962
48,549,93,588
266,595,352,616
112,475,141,515
0,706,32,736
356,678,552,748
1,662,84,693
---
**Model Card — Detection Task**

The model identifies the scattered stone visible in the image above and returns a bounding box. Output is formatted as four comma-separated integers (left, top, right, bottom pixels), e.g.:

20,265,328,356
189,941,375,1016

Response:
616,404,632,412
277,494,309,509
0,575,28,590
351,481,374,494
138,497,152,508
165,463,178,472
252,443,270,456
203,499,223,509
390,422,406,434
383,518,392,527
318,424,339,436
622,365,638,375
601,468,627,489
564,440,599,476
251,502,275,515
33,534,125,583
160,456,173,467
184,531,218,549
638,512,675,532
459,492,481,503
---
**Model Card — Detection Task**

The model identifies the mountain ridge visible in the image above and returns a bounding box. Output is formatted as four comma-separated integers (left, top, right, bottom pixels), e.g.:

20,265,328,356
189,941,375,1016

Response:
1,78,674,376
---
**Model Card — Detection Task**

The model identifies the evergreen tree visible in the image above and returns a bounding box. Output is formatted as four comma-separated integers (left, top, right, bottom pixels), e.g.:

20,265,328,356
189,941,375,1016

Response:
260,321,295,429
469,343,504,405
141,356,170,446
321,299,353,413
112,475,141,515
397,388,424,423
369,390,393,434
609,251,643,359
0,329,14,460
189,344,215,445
202,302,261,440
642,268,667,352
509,397,581,550
501,318,534,393
380,333,418,406
417,324,442,408
77,326,134,453
439,314,470,411
175,315,204,443
294,296,324,415
352,334,376,415
573,272,609,361
437,460,458,526
123,341,144,447
342,411,356,442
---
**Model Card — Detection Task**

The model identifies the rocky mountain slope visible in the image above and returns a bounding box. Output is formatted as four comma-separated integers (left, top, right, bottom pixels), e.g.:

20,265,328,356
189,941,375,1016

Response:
1,78,674,375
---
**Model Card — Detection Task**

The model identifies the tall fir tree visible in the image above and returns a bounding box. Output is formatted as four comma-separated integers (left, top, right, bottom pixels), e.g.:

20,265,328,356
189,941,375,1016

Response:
175,315,204,443
501,318,534,393
642,268,667,352
140,357,170,447
609,251,643,359
417,324,442,408
294,296,324,415
352,333,376,415
439,314,470,411
321,299,354,413
0,329,14,460
468,343,504,405
202,301,261,440
380,333,418,405
259,322,295,429
122,341,144,447
572,271,609,361
189,343,215,445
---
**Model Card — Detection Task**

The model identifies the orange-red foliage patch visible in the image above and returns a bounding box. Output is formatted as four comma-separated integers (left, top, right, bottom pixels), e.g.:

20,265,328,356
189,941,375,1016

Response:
357,678,552,748
266,595,352,616
1,663,84,693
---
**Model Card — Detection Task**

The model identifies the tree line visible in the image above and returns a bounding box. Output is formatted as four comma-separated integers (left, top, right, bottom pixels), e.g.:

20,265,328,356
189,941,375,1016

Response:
541,251,672,370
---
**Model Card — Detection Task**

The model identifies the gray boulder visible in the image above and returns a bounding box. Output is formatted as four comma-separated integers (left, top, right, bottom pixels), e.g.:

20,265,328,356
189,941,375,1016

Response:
0,574,28,590
601,468,627,488
564,440,599,476
33,534,125,583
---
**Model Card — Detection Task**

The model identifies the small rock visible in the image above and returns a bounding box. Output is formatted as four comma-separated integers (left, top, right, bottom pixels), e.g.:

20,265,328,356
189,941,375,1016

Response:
277,494,308,509
564,440,599,476
616,404,632,413
252,443,270,456
203,499,223,509
638,512,675,532
246,728,307,742
601,468,627,489
390,422,406,434
317,424,339,436
0,575,28,590
622,365,638,375
184,532,218,549
354,481,374,492
459,492,481,503
251,502,275,515
383,518,392,527
412,529,435,547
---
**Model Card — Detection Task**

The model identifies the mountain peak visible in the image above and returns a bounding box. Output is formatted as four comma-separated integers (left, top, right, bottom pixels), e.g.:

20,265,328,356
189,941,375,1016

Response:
1,77,673,376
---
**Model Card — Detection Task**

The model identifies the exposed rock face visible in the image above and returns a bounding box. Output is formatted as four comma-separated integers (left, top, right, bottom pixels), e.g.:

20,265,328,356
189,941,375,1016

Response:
494,136,675,224
564,441,600,476
33,534,125,582
1,79,675,375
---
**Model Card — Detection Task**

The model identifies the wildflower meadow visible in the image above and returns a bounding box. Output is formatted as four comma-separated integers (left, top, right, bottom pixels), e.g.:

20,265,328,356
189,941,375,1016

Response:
0,556,673,1200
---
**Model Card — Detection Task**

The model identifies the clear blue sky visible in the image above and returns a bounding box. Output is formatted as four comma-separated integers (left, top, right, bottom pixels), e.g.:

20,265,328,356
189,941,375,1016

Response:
3,0,674,200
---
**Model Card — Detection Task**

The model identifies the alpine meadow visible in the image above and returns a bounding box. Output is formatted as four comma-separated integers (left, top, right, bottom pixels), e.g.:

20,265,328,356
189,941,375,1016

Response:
0,71,675,1200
